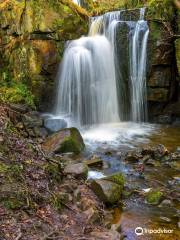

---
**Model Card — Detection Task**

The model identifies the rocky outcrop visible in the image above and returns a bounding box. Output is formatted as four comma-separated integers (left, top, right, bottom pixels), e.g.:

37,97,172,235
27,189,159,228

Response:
0,0,88,110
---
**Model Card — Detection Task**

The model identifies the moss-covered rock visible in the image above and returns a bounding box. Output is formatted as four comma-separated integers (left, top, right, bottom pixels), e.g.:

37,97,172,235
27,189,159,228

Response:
103,172,125,186
42,127,85,154
91,172,124,205
91,179,122,205
145,190,164,205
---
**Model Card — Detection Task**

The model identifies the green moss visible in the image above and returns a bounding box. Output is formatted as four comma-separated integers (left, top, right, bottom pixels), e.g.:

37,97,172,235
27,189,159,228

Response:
45,163,62,182
58,128,85,154
146,190,164,205
0,83,35,108
104,173,125,186
3,197,24,210
146,0,176,21
0,163,9,174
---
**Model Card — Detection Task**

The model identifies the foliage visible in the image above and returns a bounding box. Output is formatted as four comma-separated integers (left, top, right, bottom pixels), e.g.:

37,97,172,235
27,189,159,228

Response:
0,81,35,108
147,0,176,21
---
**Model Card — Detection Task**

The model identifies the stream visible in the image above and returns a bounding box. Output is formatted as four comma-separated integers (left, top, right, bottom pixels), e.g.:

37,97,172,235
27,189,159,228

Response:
82,123,180,240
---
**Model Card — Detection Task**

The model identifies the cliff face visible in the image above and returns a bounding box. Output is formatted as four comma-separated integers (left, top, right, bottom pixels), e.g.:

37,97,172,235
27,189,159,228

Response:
0,0,179,122
145,2,180,123
0,0,88,109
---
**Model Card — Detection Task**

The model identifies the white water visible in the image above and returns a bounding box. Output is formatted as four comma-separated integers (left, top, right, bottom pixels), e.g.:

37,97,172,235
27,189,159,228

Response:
82,122,157,151
72,0,81,5
53,8,151,146
55,22,120,126
129,8,149,122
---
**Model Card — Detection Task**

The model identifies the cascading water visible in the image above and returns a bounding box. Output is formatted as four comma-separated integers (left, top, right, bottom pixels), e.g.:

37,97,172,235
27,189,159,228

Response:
55,35,120,127
129,8,149,122
54,8,149,128
72,0,81,6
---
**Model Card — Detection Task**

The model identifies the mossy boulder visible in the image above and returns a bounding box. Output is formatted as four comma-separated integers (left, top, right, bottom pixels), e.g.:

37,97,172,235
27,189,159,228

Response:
42,127,85,154
145,190,164,205
91,173,125,205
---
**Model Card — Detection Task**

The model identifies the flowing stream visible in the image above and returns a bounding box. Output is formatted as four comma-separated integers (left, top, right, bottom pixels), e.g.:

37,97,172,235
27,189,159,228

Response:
51,8,180,240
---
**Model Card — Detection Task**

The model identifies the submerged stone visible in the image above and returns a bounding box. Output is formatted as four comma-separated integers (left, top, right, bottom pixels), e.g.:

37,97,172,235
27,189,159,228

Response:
42,128,85,154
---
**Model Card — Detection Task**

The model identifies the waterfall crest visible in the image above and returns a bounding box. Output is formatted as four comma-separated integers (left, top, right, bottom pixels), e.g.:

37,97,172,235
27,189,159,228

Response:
54,8,149,127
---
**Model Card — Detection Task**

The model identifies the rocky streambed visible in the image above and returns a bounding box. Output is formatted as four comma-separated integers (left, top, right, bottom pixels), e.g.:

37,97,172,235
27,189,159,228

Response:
0,104,180,240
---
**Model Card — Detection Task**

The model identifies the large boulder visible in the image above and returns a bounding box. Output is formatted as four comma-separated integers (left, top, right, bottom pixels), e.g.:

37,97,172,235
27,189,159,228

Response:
91,173,124,205
42,127,85,154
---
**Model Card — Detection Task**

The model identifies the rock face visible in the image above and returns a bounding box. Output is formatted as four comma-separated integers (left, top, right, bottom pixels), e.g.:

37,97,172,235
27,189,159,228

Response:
146,6,180,122
0,0,88,110
91,173,124,205
42,127,85,154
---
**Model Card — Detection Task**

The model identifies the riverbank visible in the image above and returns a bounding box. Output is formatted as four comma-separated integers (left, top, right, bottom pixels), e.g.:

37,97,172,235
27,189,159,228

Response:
0,104,179,240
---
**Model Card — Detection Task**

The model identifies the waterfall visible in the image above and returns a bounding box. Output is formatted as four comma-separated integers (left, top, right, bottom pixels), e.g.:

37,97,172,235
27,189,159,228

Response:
55,36,120,127
72,0,81,5
129,8,149,122
54,8,149,127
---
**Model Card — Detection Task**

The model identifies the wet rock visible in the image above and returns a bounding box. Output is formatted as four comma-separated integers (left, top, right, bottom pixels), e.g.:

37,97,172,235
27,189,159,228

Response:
91,173,124,205
145,190,164,205
154,144,169,159
141,154,151,163
44,118,67,133
155,114,173,124
42,127,85,154
141,146,155,156
84,155,103,168
145,159,160,167
125,152,141,162
91,180,123,205
170,152,180,161
64,163,88,180
103,173,125,186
